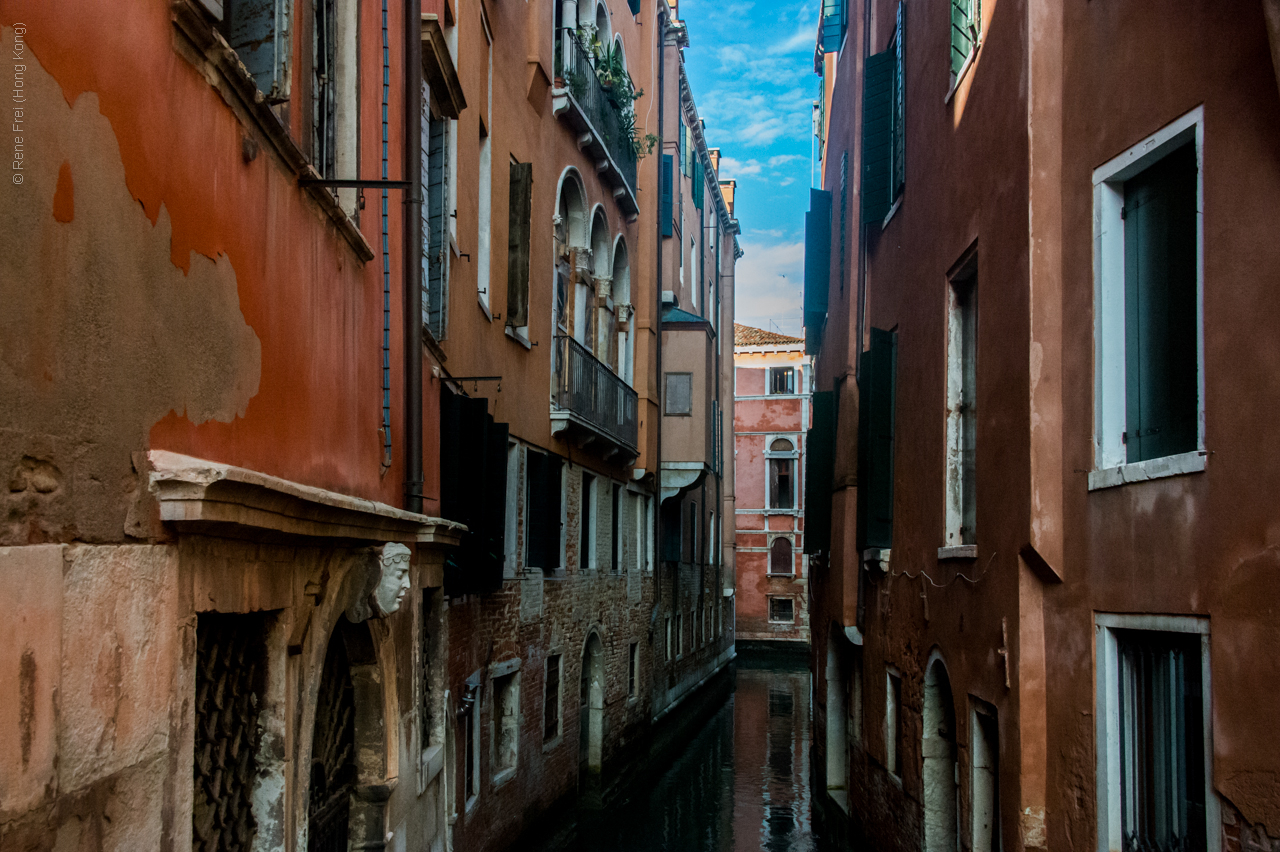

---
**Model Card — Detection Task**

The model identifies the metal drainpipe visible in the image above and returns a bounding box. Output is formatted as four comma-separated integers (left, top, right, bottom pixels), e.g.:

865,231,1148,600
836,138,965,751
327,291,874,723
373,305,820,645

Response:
404,0,424,514
654,9,666,600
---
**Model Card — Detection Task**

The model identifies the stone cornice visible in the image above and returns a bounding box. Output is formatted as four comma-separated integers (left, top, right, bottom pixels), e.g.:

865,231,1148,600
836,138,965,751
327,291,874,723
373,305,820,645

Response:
149,450,464,545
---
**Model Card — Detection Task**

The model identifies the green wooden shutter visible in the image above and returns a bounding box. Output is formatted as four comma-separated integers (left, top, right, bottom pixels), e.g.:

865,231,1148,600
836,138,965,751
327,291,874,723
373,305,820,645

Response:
892,2,906,199
821,0,845,53
506,161,533,328
857,328,897,551
860,50,894,225
1124,143,1198,463
628,0,640,13
661,154,674,237
950,0,974,78
223,0,290,101
805,389,836,554
804,189,833,354
693,159,704,209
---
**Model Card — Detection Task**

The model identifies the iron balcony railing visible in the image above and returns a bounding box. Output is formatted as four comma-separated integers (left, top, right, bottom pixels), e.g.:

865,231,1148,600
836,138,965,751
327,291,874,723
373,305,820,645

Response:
554,335,639,451
554,29,639,194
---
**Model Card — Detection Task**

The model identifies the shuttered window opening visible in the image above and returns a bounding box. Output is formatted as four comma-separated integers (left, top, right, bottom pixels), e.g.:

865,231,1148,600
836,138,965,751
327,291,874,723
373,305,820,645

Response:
221,0,291,102
804,189,832,353
693,158,705,210
820,0,847,53
1115,630,1207,852
661,154,674,237
861,4,905,227
524,450,564,573
857,328,897,551
678,112,688,176
426,115,451,340
544,655,562,741
892,2,906,200
506,161,533,328
1123,144,1198,464
804,389,835,554
628,0,641,13
440,387,510,594
950,0,980,84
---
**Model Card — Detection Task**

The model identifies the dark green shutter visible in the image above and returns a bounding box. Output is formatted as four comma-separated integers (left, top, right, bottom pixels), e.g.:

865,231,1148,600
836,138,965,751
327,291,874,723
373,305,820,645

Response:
628,0,640,13
1124,144,1198,463
693,159,704,209
661,154,674,237
857,328,897,551
525,451,563,572
860,49,894,225
892,2,906,199
805,390,836,554
804,189,832,353
223,0,289,101
426,116,449,339
506,161,532,328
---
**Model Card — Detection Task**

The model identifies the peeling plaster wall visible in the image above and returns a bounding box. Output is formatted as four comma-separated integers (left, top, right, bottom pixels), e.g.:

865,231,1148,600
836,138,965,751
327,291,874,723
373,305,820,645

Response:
0,40,260,546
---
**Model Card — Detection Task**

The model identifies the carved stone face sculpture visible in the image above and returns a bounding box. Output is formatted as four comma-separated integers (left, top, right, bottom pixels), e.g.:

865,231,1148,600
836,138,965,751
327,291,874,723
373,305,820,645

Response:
371,543,412,617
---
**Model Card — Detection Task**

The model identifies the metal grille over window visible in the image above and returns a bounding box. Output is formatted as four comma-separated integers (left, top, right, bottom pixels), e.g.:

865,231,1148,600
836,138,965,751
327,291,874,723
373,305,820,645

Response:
193,612,268,852
1117,631,1206,852
308,634,357,852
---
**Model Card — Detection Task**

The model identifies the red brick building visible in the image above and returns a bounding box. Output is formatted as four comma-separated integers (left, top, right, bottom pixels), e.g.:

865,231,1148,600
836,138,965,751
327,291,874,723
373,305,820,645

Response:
733,324,811,649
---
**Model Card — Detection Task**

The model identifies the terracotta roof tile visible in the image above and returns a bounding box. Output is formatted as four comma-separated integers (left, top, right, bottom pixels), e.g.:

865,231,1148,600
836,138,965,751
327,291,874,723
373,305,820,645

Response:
733,323,804,347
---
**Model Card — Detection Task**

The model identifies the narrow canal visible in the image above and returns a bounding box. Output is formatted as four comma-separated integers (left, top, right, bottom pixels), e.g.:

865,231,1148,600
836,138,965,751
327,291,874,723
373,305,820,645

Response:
547,652,836,852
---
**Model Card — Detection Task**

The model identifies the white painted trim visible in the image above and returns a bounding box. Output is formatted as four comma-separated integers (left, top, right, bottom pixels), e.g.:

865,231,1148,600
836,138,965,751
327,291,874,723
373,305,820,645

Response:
1087,450,1206,491
1094,613,1217,852
1092,105,1206,473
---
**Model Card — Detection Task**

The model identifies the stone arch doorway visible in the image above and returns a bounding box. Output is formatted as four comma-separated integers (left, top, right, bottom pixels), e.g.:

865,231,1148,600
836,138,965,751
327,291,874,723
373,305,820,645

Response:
923,656,958,852
308,617,388,852
579,631,605,793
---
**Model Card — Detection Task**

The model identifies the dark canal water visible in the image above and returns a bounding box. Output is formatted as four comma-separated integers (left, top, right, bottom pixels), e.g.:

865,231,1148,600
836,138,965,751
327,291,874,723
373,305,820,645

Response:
554,653,835,852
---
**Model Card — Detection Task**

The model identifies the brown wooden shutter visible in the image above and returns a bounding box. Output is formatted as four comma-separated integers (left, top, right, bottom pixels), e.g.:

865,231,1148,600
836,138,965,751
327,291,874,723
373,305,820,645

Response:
506,161,533,328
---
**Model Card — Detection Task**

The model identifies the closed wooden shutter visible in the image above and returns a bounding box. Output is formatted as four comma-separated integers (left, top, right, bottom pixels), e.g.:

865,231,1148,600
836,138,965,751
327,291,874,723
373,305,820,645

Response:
1124,144,1198,463
223,0,290,101
804,189,832,353
860,50,894,225
693,158,704,209
441,388,510,594
805,390,835,554
661,155,674,237
506,161,533,328
950,0,975,78
857,328,897,551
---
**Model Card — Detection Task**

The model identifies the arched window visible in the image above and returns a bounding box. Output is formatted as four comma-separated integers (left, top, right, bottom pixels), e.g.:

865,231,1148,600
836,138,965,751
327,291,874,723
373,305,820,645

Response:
769,537,793,575
612,238,633,384
766,437,797,511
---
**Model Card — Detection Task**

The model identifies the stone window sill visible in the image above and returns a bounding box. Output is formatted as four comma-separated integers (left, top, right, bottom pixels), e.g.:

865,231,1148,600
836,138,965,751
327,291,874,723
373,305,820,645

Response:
938,545,977,561
505,325,532,349
492,767,517,788
1087,450,1206,491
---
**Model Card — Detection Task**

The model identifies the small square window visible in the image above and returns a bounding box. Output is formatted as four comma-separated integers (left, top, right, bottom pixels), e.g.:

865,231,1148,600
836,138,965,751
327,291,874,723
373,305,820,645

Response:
768,367,795,395
769,597,795,623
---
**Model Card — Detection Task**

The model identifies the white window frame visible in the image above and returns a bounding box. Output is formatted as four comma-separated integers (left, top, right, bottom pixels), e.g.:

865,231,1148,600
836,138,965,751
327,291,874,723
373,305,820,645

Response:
886,667,902,782
489,663,520,787
767,595,796,623
767,365,797,395
768,535,796,577
1091,106,1206,491
1094,613,1215,852
581,473,598,573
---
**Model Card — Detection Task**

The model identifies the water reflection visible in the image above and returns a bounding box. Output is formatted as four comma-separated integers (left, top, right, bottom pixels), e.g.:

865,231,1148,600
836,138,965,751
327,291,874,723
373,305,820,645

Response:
561,654,828,852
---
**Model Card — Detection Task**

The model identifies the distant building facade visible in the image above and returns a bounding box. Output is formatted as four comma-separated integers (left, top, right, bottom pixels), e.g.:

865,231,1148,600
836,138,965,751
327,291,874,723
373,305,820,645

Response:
804,3,1280,852
733,324,811,649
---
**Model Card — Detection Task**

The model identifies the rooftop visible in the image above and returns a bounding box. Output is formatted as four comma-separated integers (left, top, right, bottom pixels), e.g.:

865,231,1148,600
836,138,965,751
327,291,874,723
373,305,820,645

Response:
733,323,804,348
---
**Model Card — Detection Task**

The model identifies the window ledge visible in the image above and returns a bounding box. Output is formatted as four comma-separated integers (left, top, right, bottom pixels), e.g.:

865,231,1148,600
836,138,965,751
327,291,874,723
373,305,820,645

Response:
542,734,563,754
505,326,532,349
492,767,517,788
938,545,977,560
420,744,445,789
1088,451,1206,491
767,573,797,579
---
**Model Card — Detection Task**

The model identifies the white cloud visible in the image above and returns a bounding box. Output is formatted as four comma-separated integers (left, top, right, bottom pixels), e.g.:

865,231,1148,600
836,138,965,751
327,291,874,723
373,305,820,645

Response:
732,240,805,338
718,156,763,179
768,154,805,168
768,24,817,55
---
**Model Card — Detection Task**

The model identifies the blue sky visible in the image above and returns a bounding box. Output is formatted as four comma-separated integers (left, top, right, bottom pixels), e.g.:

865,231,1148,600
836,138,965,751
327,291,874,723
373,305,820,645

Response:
679,0,819,338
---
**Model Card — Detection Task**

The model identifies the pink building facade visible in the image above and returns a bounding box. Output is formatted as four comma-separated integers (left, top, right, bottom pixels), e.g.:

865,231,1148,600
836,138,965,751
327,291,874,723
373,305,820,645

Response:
733,325,811,649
